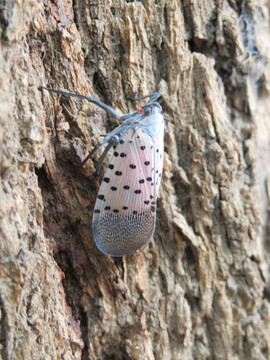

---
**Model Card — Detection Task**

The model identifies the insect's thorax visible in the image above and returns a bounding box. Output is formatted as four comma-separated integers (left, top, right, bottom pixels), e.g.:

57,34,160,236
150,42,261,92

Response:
121,112,164,142
139,112,164,138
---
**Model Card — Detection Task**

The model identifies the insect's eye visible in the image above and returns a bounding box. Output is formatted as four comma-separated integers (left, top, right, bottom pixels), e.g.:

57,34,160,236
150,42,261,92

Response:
144,107,151,116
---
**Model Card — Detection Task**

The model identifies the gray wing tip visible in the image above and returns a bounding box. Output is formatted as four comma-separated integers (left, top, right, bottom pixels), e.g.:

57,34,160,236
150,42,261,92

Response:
93,210,156,256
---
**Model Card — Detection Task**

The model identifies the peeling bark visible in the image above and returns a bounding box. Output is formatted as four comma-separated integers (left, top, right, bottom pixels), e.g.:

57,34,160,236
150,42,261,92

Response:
1,1,270,359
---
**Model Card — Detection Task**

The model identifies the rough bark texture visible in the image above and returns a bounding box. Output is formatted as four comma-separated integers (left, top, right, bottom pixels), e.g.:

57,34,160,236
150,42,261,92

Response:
1,0,270,359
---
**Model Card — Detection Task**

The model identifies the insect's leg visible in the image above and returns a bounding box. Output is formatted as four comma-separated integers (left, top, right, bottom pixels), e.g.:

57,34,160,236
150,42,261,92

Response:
94,136,119,178
133,91,162,105
81,135,119,168
81,143,102,167
40,85,121,119
83,136,119,188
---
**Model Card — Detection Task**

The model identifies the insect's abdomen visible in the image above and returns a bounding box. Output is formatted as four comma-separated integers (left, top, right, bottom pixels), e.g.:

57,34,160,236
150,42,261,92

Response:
93,209,155,256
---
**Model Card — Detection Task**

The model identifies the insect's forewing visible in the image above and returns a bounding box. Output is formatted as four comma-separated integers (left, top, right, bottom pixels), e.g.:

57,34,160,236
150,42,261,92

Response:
92,125,164,256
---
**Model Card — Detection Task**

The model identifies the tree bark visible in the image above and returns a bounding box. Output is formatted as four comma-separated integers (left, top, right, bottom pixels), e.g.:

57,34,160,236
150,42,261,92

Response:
1,1,270,359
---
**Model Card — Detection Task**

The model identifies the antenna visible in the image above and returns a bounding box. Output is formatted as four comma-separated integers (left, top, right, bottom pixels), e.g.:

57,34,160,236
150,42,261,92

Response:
39,85,121,119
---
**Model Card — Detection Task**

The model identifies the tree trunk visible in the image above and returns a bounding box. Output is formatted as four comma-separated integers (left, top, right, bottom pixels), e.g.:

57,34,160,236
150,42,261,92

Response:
1,1,270,359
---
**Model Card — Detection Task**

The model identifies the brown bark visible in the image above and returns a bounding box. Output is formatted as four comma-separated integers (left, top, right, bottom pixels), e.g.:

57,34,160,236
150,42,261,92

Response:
1,1,270,359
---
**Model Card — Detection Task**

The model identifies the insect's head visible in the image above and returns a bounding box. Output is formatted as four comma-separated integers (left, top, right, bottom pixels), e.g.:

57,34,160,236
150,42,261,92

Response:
139,102,162,116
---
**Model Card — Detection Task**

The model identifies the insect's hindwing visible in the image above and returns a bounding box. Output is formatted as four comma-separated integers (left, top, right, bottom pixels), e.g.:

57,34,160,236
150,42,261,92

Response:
92,123,164,256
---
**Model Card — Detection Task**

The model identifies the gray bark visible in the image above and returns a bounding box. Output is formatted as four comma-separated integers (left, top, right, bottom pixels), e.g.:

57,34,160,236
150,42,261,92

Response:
0,1,270,359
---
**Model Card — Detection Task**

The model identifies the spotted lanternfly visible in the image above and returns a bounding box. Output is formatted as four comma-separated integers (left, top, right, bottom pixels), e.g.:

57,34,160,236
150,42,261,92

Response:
40,85,164,256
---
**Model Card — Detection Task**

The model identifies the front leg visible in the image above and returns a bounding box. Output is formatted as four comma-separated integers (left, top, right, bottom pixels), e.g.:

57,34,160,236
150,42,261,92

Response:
94,136,119,178
83,136,119,185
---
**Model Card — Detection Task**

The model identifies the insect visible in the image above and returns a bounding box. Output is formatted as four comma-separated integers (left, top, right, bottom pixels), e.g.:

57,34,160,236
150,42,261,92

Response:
40,85,164,256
